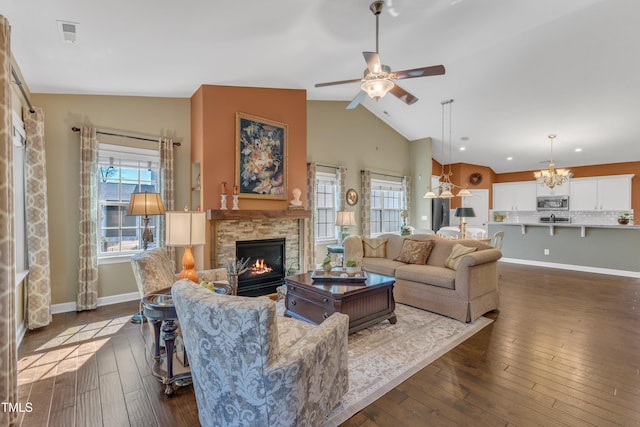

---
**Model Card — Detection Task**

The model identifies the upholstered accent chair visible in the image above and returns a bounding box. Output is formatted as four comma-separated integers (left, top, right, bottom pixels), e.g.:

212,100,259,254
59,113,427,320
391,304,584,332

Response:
130,247,230,297
172,279,350,427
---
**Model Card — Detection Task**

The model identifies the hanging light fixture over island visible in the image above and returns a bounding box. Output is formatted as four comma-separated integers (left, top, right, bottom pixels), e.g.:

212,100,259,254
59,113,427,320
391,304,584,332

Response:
534,134,572,189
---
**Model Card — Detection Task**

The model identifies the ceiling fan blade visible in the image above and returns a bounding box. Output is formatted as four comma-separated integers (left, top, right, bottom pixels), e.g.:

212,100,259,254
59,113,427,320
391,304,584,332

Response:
389,84,418,105
346,91,367,110
363,51,382,74
315,78,362,88
394,65,445,80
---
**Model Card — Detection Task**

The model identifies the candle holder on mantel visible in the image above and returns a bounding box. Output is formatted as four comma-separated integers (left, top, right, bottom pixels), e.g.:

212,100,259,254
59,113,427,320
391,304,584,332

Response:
232,195,239,210
220,194,228,210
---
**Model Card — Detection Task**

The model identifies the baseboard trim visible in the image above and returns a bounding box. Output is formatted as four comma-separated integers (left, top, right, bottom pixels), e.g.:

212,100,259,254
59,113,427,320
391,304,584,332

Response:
51,291,141,315
501,258,640,278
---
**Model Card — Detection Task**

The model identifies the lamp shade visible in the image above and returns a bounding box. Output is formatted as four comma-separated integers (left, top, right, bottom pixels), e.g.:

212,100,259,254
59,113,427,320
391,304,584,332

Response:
361,78,394,99
335,211,356,226
165,211,206,247
127,192,165,216
454,207,476,218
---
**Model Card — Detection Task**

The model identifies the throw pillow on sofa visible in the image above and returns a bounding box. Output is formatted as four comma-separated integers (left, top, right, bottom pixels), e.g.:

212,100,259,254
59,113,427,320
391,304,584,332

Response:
394,240,434,265
444,243,478,270
362,237,387,258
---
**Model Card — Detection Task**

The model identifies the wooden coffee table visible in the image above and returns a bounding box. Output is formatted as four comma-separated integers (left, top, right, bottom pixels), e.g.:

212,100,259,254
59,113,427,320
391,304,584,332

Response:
284,272,396,334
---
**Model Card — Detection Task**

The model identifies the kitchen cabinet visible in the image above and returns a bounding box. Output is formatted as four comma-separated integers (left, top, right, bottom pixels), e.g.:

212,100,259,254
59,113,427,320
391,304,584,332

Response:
493,181,537,211
569,175,633,211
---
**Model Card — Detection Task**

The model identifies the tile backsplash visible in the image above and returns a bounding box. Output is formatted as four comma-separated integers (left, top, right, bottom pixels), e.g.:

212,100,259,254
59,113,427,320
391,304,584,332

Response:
490,210,634,225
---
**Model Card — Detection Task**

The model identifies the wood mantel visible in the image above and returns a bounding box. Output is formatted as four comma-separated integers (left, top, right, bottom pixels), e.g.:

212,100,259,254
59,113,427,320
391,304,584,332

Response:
207,209,311,220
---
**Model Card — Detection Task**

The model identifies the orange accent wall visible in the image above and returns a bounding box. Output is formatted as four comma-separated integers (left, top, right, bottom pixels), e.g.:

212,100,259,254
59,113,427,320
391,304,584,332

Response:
431,160,496,209
191,85,307,211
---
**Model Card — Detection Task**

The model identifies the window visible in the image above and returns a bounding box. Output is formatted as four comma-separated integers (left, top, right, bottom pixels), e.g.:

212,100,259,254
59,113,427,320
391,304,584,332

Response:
315,172,338,243
98,144,160,259
370,178,404,236
12,112,28,283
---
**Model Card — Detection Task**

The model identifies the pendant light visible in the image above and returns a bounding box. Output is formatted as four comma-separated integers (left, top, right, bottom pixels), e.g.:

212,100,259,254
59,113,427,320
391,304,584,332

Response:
424,99,471,199
534,134,572,189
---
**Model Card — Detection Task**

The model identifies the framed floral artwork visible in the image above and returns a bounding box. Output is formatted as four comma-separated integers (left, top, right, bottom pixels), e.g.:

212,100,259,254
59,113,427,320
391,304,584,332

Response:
235,112,288,200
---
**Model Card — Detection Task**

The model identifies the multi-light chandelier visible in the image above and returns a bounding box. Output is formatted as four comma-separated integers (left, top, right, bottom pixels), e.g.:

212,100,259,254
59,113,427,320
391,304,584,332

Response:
534,134,572,189
424,99,471,198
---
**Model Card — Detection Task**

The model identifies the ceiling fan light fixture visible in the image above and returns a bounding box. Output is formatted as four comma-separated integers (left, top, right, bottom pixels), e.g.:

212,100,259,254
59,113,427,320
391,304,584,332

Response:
361,78,394,100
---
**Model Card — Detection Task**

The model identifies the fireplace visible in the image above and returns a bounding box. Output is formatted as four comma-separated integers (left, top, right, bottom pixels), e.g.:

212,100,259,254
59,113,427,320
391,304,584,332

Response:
236,238,285,297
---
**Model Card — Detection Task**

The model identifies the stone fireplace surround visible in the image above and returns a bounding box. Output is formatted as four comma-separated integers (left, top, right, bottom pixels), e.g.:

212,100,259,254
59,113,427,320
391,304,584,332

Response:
208,210,311,277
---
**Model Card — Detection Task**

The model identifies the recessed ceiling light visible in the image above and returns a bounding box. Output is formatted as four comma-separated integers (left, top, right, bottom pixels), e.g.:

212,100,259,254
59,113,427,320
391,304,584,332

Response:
574,148,583,152
459,147,466,151
506,157,513,161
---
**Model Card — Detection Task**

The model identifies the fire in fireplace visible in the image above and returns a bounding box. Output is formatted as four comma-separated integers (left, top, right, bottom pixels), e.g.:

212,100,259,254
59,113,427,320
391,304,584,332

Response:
235,238,285,297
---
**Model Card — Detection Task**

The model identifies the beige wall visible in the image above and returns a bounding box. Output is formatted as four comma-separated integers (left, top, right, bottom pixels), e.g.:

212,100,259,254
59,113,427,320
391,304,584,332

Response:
30,94,191,305
409,138,432,230
307,100,414,263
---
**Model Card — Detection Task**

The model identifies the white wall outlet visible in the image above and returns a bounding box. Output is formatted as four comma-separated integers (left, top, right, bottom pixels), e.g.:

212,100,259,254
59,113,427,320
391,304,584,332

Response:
421,215,429,221
544,249,550,255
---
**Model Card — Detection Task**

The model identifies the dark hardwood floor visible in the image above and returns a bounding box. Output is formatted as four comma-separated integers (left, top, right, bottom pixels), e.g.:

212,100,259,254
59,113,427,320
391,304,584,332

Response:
16,263,640,426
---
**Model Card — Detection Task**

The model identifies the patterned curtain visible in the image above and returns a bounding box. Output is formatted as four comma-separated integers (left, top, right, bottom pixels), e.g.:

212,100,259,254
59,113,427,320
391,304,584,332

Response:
403,175,412,226
77,127,99,310
305,162,316,271
158,138,175,261
337,167,347,212
0,15,18,426
360,170,371,237
23,107,51,328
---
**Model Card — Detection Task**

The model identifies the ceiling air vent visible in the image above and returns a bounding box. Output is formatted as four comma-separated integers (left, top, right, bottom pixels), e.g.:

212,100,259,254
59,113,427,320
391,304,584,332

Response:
57,20,79,43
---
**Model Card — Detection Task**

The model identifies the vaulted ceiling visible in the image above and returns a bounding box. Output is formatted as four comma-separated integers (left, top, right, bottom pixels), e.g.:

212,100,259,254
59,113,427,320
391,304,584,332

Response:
5,0,639,173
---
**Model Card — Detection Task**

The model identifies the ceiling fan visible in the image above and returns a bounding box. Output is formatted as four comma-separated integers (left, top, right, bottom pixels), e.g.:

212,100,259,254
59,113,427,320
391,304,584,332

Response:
315,1,445,110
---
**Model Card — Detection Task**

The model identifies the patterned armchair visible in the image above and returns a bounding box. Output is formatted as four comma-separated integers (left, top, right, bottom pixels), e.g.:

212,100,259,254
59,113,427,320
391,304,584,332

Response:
130,247,230,297
172,279,350,427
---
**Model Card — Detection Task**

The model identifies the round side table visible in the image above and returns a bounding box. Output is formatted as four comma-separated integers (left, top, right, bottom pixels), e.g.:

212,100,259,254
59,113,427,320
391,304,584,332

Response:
142,290,192,395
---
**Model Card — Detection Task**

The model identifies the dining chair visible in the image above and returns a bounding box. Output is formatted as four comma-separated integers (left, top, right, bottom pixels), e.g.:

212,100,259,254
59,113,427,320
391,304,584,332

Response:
465,227,487,239
436,227,460,239
491,230,505,278
491,231,504,250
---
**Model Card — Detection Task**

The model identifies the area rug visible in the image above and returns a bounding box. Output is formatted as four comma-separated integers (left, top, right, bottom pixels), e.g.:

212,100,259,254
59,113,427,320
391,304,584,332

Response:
316,304,492,427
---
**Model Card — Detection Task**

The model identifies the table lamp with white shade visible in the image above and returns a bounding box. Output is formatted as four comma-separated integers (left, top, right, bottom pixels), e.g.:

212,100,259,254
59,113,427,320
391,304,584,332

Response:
336,210,356,242
165,209,206,283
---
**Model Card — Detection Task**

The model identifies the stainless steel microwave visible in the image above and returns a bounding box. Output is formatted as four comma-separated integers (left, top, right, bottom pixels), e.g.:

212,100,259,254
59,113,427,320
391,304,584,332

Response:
536,195,569,211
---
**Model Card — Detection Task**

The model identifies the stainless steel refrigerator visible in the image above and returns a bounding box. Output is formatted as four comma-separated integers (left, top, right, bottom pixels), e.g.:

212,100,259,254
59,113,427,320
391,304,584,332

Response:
431,198,450,232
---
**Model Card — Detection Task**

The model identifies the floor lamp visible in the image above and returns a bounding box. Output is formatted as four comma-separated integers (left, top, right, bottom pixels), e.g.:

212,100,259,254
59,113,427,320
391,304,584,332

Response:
127,192,165,323
453,207,475,238
165,209,206,283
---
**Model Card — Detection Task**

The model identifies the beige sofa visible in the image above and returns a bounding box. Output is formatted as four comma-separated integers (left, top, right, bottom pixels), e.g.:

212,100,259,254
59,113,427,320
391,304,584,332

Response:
343,233,501,322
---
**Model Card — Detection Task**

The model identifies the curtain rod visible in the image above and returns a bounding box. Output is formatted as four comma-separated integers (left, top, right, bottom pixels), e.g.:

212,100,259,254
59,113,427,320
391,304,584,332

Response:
71,127,181,147
362,170,405,180
10,66,35,114
315,163,341,170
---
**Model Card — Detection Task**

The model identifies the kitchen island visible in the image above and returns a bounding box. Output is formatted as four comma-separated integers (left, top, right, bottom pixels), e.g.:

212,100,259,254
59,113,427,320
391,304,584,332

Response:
488,222,640,277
